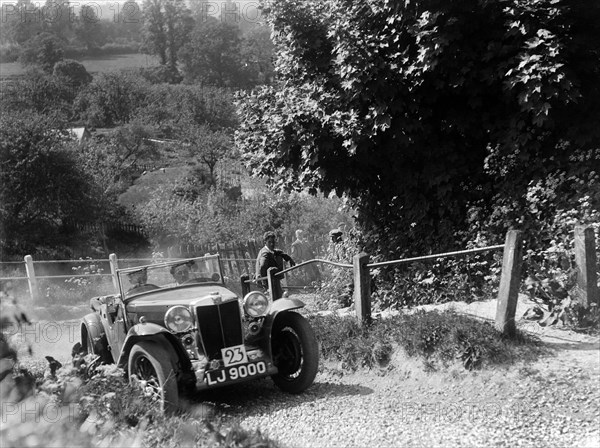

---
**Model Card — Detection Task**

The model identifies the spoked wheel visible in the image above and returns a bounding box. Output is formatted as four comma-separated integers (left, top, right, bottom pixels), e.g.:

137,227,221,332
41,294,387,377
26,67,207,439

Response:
271,312,319,394
128,341,179,413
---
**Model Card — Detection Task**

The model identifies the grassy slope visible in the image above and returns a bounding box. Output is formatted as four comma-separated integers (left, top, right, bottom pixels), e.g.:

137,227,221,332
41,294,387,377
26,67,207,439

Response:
0,53,160,79
118,166,193,210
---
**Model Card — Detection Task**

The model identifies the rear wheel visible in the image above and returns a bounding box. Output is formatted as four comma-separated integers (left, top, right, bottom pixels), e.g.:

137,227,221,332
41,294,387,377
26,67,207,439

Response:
271,312,319,394
128,341,179,413
80,325,111,363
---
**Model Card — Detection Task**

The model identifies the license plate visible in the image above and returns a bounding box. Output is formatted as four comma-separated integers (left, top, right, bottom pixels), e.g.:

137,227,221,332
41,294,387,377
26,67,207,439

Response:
221,344,248,367
205,361,267,386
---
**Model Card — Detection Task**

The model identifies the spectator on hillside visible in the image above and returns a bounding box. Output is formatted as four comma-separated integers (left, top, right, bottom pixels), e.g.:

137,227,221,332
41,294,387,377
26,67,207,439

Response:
291,229,310,262
291,229,321,284
255,231,295,299
328,223,347,261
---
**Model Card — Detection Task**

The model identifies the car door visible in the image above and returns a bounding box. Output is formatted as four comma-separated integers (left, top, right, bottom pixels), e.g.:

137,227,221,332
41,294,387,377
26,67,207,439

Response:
101,297,127,360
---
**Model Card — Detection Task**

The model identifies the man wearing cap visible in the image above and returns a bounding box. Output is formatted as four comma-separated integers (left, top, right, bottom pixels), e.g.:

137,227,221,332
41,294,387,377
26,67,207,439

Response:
255,231,295,298
126,268,156,295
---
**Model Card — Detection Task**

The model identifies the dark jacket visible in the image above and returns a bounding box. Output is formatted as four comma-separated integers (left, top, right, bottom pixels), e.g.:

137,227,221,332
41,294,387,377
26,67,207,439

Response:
255,246,294,293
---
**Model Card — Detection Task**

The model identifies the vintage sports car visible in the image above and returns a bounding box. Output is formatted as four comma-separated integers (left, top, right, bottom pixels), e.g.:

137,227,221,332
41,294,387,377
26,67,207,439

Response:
76,254,319,411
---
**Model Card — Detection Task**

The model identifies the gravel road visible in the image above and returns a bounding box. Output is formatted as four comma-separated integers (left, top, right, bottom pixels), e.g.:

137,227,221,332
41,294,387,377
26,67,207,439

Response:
203,326,600,448
10,301,600,448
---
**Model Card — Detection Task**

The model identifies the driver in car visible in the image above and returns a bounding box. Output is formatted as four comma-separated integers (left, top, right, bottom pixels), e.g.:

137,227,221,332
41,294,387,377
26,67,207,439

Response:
127,268,148,291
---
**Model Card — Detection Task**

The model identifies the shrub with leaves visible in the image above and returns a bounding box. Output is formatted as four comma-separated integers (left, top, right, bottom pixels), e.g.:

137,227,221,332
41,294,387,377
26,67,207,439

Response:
310,310,542,372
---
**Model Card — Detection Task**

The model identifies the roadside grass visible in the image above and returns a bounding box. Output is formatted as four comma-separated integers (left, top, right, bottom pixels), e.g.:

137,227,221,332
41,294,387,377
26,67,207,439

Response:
309,310,544,372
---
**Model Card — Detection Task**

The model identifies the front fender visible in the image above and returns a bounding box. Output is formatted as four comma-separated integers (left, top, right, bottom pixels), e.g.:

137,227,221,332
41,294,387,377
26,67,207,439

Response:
262,298,306,359
268,297,305,315
116,323,191,373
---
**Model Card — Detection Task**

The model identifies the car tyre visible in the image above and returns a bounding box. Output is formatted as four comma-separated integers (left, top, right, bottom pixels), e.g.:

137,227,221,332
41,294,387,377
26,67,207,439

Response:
271,311,319,394
128,341,179,413
81,326,111,364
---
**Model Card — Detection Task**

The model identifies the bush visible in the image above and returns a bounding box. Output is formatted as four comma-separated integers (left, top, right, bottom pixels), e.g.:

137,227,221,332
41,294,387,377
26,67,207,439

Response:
310,310,542,372
53,59,92,87
138,66,183,84
0,43,21,63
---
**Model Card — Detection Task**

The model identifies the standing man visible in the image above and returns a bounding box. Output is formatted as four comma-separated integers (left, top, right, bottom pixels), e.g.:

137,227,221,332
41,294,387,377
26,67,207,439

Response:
255,231,295,299
291,229,321,284
291,229,309,263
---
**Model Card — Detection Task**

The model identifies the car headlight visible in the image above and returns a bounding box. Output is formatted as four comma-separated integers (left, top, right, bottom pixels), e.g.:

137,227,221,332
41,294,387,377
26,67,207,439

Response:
243,292,269,317
164,306,194,333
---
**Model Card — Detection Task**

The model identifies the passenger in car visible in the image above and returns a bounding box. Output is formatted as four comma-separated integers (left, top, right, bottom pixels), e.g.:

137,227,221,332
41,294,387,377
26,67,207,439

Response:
170,261,195,284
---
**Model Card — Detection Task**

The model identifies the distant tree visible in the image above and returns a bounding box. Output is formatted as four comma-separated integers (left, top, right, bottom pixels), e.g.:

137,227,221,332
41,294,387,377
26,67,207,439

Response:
102,1,143,44
0,0,43,44
0,113,97,256
178,17,247,86
140,84,237,138
111,121,161,172
74,4,106,50
79,121,161,200
19,32,64,72
74,71,150,127
53,59,92,87
241,25,275,85
182,125,234,185
219,0,240,26
41,0,75,42
2,69,75,116
141,0,193,68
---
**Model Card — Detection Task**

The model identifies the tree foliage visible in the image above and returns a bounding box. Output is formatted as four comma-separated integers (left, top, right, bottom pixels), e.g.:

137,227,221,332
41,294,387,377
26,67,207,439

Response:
74,4,106,50
182,126,234,185
0,114,99,256
2,69,79,118
142,0,193,67
178,17,248,86
141,84,238,137
74,72,150,127
236,0,600,256
18,32,64,72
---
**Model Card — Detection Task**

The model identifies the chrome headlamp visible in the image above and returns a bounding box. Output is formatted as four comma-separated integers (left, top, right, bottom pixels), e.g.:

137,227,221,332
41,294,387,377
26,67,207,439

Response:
243,291,269,317
164,306,194,333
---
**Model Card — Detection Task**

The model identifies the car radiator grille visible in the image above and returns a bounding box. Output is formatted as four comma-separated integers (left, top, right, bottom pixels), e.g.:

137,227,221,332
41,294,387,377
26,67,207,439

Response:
195,300,243,359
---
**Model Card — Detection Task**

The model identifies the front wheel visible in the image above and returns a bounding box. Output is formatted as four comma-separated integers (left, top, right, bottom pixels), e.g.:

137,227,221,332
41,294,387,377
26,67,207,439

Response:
128,341,179,413
271,312,319,394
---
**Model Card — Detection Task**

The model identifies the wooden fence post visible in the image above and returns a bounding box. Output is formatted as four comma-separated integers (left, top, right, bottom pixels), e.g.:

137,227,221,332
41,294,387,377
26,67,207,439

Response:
109,253,118,290
495,230,523,337
574,225,599,308
24,255,40,303
240,274,250,297
267,267,282,300
353,252,371,324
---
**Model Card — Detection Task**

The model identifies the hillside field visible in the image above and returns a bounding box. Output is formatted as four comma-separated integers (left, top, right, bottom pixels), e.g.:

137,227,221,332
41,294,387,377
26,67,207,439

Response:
0,53,160,80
